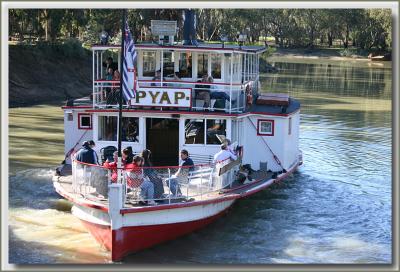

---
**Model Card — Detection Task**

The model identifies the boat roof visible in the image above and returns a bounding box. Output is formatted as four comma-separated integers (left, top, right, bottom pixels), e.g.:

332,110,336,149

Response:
245,98,301,116
91,42,267,54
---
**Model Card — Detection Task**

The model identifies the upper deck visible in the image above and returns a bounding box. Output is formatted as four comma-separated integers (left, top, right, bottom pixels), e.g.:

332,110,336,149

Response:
91,41,265,114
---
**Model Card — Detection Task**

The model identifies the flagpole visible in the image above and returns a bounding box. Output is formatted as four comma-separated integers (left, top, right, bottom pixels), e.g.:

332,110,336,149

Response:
118,9,126,158
117,9,126,183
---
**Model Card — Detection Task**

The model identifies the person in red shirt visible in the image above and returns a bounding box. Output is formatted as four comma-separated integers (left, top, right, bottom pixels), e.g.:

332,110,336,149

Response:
103,151,118,183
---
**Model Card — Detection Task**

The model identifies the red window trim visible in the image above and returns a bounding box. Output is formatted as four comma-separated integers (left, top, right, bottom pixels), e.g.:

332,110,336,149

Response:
78,113,92,130
257,119,274,136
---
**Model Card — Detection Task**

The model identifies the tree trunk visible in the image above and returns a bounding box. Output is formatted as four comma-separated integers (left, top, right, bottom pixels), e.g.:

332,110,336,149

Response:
328,32,333,47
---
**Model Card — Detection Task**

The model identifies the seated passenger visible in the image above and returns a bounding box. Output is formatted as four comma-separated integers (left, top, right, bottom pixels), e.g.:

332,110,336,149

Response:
103,151,118,183
166,149,194,197
142,149,165,199
125,154,156,205
151,70,165,86
208,76,230,102
213,143,237,164
194,74,211,109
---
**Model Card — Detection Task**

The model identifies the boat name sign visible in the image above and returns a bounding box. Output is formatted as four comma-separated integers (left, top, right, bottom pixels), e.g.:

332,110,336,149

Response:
131,88,192,108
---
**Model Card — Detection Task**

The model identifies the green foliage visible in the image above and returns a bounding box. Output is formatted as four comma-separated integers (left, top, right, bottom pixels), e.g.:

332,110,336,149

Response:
8,8,392,54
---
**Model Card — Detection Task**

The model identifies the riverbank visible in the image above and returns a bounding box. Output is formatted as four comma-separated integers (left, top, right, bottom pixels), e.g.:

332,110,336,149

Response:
270,47,369,61
9,43,92,108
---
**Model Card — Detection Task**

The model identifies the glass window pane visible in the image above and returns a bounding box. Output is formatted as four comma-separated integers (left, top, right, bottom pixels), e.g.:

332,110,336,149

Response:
98,116,117,141
197,53,208,78
122,117,139,142
261,121,272,133
178,52,192,78
185,119,205,144
206,119,226,145
163,51,175,77
143,51,156,77
211,54,221,79
81,116,91,127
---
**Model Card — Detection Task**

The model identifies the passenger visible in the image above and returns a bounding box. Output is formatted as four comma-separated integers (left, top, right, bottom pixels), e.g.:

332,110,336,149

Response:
141,149,165,199
125,154,156,205
166,149,194,197
106,70,121,105
126,120,138,142
75,140,99,165
194,74,211,109
208,76,230,103
223,138,236,155
151,70,164,86
103,151,118,183
213,143,237,164
103,57,118,73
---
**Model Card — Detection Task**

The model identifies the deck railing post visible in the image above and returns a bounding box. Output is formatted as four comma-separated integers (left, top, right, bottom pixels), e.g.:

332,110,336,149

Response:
229,53,233,113
108,183,124,230
168,168,171,204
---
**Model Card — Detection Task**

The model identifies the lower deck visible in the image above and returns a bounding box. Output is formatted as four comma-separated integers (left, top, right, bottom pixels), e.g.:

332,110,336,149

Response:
54,164,273,209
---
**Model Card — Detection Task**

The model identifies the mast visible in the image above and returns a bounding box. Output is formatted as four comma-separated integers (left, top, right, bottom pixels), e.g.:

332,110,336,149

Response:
118,9,126,158
117,9,126,183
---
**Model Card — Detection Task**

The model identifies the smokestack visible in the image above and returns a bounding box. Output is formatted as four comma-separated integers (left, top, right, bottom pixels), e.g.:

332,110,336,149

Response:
182,9,198,46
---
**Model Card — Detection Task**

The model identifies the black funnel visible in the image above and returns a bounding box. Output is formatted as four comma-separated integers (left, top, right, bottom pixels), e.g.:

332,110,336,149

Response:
183,9,198,46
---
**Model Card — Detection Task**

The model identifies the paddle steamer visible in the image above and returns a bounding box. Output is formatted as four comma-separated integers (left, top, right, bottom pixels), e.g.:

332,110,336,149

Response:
53,11,302,261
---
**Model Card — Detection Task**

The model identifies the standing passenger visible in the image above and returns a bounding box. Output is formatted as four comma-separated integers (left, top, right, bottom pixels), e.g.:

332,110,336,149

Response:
76,140,99,165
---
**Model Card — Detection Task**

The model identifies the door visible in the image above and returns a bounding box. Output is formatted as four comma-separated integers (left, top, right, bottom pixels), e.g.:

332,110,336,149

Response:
146,118,179,166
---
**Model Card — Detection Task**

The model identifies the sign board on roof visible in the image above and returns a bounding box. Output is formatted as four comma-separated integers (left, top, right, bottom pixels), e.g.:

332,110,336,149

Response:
151,20,177,36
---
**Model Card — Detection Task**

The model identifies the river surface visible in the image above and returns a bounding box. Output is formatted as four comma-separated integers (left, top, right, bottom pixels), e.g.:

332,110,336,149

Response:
8,57,392,264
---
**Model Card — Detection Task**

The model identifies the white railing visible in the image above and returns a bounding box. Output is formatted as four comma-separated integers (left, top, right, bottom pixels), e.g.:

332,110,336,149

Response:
92,79,253,113
71,158,241,206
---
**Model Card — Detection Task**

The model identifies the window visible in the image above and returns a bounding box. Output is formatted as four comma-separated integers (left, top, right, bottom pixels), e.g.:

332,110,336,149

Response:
288,117,292,135
78,113,92,129
121,117,139,142
257,119,274,136
178,52,192,78
163,51,175,77
185,119,205,144
211,54,221,79
197,53,208,78
185,119,227,145
206,119,226,144
143,51,156,77
98,116,117,141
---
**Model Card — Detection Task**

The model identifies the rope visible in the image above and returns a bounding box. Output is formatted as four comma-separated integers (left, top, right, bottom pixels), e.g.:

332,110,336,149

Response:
61,130,89,164
247,117,286,172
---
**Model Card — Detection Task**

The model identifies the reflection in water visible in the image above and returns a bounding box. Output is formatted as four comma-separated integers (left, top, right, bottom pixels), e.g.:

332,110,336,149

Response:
8,59,391,264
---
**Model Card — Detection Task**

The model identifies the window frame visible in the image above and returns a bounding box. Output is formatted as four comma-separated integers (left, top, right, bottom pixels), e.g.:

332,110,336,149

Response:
184,118,228,146
257,119,274,136
141,50,157,78
78,113,92,130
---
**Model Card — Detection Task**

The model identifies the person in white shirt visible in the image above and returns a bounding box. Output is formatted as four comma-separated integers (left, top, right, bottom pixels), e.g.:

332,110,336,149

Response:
213,143,237,164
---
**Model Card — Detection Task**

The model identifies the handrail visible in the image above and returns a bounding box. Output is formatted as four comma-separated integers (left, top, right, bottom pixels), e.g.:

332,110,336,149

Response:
72,156,233,170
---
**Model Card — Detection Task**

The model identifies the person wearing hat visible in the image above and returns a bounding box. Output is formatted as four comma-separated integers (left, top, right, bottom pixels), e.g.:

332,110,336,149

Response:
213,143,237,164
75,140,99,165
